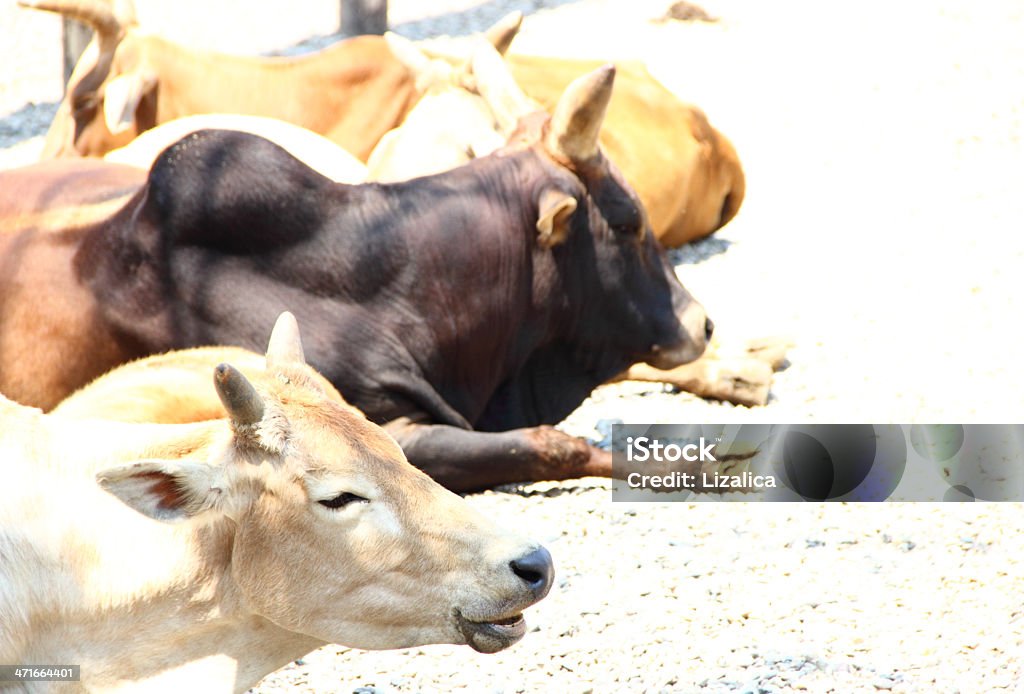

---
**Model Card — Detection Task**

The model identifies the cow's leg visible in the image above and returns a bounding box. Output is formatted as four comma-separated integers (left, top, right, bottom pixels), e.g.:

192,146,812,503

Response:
616,360,772,407
613,335,792,407
385,420,611,493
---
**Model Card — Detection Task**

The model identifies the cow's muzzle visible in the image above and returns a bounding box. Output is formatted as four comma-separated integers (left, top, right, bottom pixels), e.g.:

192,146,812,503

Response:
455,545,554,653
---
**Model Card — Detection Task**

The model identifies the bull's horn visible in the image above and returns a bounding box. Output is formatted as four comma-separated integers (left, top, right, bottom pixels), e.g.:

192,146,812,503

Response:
17,0,124,41
266,311,306,367
470,41,536,134
214,364,264,426
545,64,616,164
483,11,523,55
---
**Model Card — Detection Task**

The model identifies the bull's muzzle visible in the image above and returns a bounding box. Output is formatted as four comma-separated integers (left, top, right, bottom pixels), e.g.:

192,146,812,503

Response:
649,308,713,369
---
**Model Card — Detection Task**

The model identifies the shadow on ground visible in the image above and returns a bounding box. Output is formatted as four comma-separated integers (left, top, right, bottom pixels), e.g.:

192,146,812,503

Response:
0,101,58,149
668,236,732,266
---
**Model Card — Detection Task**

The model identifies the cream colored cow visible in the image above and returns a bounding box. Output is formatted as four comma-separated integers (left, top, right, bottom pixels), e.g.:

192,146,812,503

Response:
0,313,553,692
104,114,369,183
366,33,511,182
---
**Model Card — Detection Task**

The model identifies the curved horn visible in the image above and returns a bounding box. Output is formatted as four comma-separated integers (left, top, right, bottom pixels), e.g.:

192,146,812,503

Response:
266,311,306,367
483,11,523,55
17,0,123,41
214,364,264,426
545,64,616,164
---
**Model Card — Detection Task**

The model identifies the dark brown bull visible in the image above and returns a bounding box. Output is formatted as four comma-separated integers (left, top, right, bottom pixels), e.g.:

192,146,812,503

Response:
0,66,712,491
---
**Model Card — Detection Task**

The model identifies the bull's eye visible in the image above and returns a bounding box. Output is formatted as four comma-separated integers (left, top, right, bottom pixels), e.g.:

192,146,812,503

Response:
318,492,369,509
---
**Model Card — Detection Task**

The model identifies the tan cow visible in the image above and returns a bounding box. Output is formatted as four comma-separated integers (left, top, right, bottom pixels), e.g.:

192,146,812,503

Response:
20,0,418,161
1,313,553,692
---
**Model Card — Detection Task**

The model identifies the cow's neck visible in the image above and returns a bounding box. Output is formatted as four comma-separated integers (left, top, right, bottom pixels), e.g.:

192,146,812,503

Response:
9,416,323,692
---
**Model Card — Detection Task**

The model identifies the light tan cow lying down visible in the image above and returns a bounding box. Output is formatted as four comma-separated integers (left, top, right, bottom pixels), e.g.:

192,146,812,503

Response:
104,114,369,183
2,313,553,693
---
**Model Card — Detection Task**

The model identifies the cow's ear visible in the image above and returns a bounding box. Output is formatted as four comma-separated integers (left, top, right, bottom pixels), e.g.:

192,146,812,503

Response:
536,188,578,248
103,70,156,135
483,11,523,56
97,459,226,523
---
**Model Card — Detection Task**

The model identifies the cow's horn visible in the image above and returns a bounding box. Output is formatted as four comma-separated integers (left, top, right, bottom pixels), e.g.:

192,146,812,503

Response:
470,41,536,134
266,311,306,366
483,11,523,55
545,64,616,164
17,0,124,41
214,364,264,426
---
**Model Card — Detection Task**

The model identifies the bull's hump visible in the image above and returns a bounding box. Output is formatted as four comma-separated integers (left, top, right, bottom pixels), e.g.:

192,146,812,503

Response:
144,129,331,252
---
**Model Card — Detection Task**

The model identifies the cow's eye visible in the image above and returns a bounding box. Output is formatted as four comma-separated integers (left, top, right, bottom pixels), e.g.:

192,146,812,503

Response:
318,492,369,509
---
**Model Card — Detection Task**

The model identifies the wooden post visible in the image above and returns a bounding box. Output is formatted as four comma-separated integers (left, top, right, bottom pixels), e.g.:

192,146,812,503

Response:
62,17,93,88
340,0,387,36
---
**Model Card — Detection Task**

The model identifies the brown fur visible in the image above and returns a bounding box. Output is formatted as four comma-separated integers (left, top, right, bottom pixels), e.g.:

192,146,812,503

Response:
43,29,418,161
0,161,148,410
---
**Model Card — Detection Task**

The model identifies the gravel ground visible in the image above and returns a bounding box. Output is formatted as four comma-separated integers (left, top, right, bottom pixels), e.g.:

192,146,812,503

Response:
2,1,1023,692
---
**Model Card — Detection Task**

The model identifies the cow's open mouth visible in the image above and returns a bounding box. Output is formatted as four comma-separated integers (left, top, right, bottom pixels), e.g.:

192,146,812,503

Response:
455,610,527,653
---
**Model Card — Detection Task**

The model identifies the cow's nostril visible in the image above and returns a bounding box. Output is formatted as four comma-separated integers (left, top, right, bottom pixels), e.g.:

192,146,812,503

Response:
704,317,715,343
510,546,554,598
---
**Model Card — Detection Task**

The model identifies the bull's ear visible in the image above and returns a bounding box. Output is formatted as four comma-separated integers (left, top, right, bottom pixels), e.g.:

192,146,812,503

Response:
483,11,523,55
266,311,306,367
536,188,578,248
97,459,225,522
102,70,156,135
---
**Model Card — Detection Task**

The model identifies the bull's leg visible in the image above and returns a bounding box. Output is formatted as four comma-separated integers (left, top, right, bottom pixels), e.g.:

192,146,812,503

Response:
385,421,611,493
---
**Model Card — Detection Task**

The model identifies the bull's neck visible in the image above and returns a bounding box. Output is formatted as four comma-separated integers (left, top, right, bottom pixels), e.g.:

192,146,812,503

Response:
387,151,575,359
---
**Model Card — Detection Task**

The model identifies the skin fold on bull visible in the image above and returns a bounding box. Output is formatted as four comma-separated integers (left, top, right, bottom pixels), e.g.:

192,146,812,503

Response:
0,67,713,492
